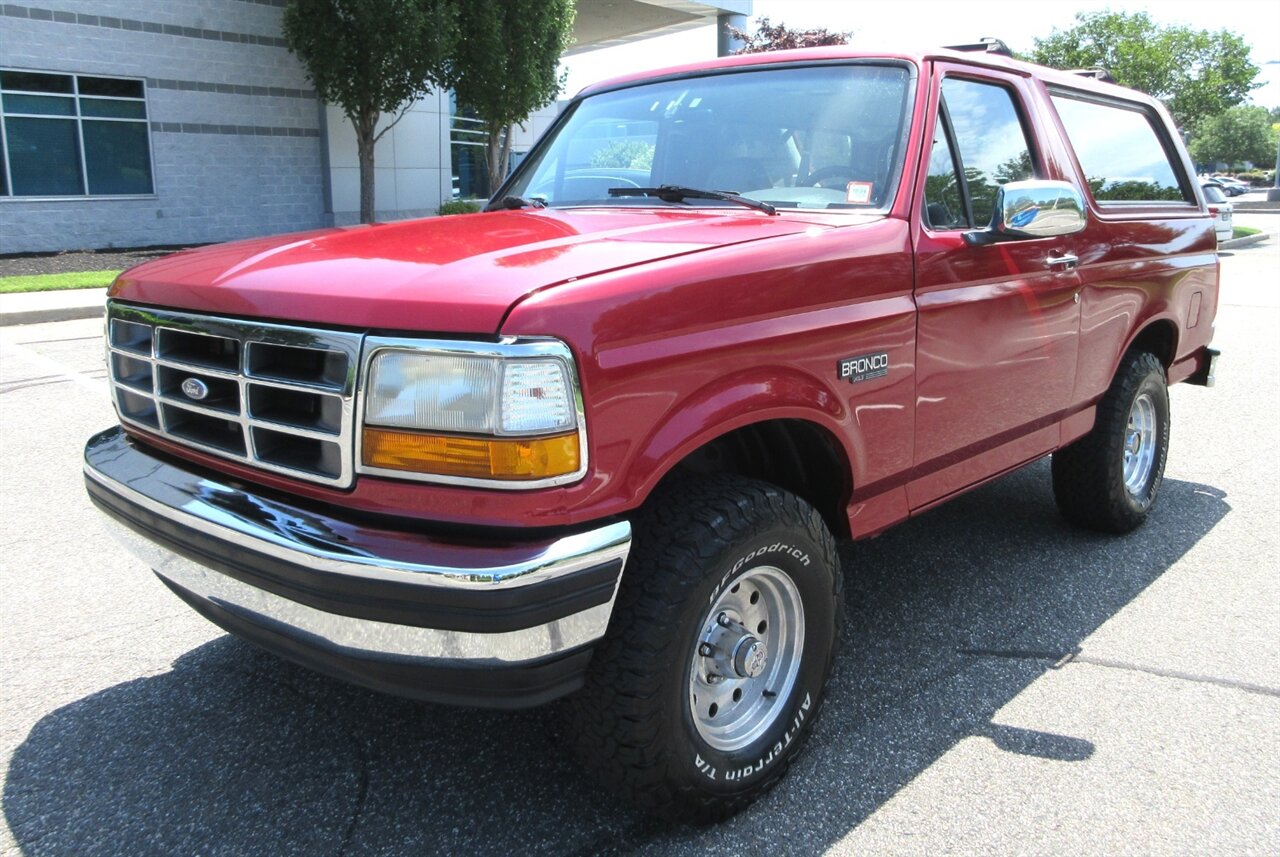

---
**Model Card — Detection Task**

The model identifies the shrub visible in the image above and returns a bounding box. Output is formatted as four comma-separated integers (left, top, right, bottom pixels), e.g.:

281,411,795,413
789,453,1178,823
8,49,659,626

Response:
1234,170,1273,187
437,199,482,215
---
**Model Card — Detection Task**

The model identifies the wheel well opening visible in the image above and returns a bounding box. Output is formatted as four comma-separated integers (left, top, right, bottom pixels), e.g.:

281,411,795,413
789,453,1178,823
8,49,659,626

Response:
1129,320,1178,367
659,420,852,538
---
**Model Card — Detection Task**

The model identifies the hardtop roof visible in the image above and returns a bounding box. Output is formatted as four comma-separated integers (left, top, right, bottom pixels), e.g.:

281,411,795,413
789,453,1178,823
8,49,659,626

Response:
574,44,1156,108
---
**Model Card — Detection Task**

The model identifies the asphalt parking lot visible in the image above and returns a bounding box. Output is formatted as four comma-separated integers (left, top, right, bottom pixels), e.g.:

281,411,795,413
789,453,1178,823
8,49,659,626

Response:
1,239,1277,856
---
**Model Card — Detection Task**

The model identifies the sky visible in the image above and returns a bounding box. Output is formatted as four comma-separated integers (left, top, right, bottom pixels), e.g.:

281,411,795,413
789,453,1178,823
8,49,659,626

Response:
560,0,1280,109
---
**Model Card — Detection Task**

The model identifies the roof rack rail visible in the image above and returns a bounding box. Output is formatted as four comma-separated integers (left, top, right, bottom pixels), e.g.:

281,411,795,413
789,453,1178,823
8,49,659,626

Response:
942,37,1013,57
1066,67,1116,83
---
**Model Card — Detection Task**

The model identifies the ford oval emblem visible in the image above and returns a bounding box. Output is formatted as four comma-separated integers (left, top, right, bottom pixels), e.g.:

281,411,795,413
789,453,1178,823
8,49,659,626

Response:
181,377,209,401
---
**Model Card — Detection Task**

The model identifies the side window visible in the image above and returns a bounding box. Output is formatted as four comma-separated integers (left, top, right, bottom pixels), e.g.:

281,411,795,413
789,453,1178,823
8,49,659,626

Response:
924,77,1035,230
924,117,967,229
1050,93,1190,204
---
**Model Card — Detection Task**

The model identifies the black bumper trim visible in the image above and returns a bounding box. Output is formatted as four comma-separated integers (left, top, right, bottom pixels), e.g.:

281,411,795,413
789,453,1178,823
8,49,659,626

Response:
160,575,593,709
88,477,622,634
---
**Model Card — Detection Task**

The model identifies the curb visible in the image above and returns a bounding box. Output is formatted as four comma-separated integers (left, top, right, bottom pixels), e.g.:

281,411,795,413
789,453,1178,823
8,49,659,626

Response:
0,304,104,326
1219,232,1272,250
0,289,107,327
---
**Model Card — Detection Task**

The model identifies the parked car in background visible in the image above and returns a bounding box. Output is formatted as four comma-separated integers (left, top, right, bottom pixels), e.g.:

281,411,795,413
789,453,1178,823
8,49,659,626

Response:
1225,178,1254,194
1206,177,1247,196
1202,183,1234,242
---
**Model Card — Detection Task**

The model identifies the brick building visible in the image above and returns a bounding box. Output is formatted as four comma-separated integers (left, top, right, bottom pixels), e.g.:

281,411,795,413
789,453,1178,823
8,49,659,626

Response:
0,0,749,253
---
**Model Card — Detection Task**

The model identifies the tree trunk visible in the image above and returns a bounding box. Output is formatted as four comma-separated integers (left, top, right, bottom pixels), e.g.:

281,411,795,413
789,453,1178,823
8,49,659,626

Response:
500,123,514,188
355,110,378,224
486,121,508,197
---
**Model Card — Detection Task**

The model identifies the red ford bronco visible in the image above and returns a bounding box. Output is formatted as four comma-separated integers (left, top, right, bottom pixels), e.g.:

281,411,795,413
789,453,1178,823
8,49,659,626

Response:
85,43,1219,822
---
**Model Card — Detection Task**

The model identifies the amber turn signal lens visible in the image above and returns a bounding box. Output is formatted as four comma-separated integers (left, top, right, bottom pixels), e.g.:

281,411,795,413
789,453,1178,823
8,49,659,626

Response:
362,427,580,480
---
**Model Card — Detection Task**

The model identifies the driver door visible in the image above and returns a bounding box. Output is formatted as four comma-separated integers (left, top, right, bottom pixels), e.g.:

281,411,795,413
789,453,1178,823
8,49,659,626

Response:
909,67,1082,509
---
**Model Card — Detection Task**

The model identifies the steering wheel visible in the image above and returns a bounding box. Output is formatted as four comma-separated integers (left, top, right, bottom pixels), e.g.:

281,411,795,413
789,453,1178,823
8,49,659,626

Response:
801,165,857,189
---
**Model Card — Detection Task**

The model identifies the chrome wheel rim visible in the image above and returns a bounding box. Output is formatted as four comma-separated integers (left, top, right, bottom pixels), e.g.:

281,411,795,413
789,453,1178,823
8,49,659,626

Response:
688,565,805,752
1123,392,1157,495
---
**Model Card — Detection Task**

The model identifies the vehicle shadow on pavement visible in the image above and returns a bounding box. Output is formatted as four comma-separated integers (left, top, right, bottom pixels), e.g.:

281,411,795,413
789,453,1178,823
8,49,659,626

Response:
3,461,1229,857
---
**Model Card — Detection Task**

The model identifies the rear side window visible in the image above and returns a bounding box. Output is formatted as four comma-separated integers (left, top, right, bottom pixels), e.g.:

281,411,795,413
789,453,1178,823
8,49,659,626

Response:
1051,94,1191,205
924,77,1036,230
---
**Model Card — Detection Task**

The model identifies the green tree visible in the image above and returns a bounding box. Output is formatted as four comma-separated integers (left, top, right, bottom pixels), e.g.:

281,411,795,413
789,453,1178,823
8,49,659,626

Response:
728,17,851,53
283,0,454,223
994,151,1034,185
447,0,575,196
1191,105,1280,167
590,140,655,171
1031,11,1259,130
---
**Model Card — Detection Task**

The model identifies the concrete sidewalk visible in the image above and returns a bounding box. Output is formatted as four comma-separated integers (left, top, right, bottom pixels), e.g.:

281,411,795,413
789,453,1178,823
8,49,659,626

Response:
0,287,107,327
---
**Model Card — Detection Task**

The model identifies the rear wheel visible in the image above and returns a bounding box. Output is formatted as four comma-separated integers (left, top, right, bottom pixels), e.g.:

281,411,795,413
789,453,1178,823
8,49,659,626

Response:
1053,349,1170,533
568,475,842,823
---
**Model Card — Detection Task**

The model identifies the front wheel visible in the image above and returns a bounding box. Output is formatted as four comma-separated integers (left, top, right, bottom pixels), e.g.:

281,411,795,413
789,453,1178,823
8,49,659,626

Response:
1053,349,1170,533
568,476,842,823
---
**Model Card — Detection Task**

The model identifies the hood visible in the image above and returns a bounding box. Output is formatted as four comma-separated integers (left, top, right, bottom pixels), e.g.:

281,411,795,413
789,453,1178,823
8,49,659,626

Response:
110,208,846,333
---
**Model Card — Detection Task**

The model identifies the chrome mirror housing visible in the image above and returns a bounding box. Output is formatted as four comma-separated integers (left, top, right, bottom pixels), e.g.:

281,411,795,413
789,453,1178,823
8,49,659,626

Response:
966,180,1087,245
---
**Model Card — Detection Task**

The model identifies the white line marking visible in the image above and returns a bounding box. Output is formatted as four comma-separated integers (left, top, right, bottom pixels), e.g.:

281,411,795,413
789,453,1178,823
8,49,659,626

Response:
0,338,108,396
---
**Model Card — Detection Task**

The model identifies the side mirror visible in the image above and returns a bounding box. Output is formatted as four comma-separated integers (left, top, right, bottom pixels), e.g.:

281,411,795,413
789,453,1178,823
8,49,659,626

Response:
964,180,1087,246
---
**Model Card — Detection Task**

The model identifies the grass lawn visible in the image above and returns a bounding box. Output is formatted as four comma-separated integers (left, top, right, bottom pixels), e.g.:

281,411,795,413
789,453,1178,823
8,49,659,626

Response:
0,270,121,294
1231,226,1261,239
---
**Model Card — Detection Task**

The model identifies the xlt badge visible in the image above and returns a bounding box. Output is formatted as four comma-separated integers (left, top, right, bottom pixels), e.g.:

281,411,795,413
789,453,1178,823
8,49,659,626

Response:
838,352,889,384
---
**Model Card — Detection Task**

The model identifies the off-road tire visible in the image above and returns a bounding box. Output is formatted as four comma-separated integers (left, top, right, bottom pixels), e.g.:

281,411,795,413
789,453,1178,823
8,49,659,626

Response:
568,475,842,823
1053,349,1170,533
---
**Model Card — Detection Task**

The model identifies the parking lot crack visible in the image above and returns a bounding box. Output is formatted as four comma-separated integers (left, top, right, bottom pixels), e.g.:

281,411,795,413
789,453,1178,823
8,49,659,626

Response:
274,675,371,857
956,646,1075,666
958,646,1279,698
1068,655,1280,699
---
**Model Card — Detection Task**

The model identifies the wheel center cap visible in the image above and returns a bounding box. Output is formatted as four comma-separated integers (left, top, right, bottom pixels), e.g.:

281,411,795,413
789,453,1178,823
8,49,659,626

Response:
733,637,767,679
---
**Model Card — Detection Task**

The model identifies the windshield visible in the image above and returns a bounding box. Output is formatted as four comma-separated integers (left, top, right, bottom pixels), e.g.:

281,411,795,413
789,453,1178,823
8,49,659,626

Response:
505,63,912,213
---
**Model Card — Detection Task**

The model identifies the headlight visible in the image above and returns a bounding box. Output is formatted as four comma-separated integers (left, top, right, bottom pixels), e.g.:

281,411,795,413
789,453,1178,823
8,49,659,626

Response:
359,340,584,486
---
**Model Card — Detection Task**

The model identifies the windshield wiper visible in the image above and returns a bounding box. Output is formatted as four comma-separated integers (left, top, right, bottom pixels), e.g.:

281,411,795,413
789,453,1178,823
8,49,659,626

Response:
486,195,547,212
608,185,777,215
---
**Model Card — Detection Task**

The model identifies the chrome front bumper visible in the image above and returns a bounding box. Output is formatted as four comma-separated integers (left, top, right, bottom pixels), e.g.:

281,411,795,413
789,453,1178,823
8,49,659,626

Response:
84,427,631,707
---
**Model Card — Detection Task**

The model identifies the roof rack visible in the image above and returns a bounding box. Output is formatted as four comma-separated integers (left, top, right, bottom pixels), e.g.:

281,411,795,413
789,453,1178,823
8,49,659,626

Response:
1066,67,1116,83
942,37,1013,57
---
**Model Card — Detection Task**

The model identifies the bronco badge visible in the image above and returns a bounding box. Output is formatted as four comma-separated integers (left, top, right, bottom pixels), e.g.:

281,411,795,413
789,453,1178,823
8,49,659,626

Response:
837,352,889,384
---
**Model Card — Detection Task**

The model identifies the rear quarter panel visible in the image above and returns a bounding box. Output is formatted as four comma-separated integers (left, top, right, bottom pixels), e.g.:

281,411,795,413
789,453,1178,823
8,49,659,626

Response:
1031,80,1219,402
1071,216,1218,400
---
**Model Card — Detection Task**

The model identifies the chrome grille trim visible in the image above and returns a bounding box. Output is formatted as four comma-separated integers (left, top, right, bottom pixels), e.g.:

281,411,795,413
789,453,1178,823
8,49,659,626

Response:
105,302,363,487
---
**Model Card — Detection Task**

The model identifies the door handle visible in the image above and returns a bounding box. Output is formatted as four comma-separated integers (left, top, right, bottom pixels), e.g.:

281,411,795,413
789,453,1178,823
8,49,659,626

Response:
1047,253,1079,270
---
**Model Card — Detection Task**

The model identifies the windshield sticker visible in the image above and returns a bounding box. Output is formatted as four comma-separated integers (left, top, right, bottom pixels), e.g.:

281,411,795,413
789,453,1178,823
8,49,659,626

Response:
845,182,873,204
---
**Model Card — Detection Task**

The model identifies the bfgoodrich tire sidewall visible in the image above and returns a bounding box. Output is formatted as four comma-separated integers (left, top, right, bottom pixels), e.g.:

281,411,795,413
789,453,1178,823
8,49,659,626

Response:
667,524,838,796
1117,368,1170,514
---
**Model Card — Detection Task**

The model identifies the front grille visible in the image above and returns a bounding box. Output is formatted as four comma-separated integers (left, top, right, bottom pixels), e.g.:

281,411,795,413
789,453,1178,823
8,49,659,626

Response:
105,303,363,487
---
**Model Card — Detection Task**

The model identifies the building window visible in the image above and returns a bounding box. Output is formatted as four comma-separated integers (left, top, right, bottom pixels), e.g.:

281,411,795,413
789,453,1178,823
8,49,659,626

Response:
450,95,489,200
1,69,154,197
